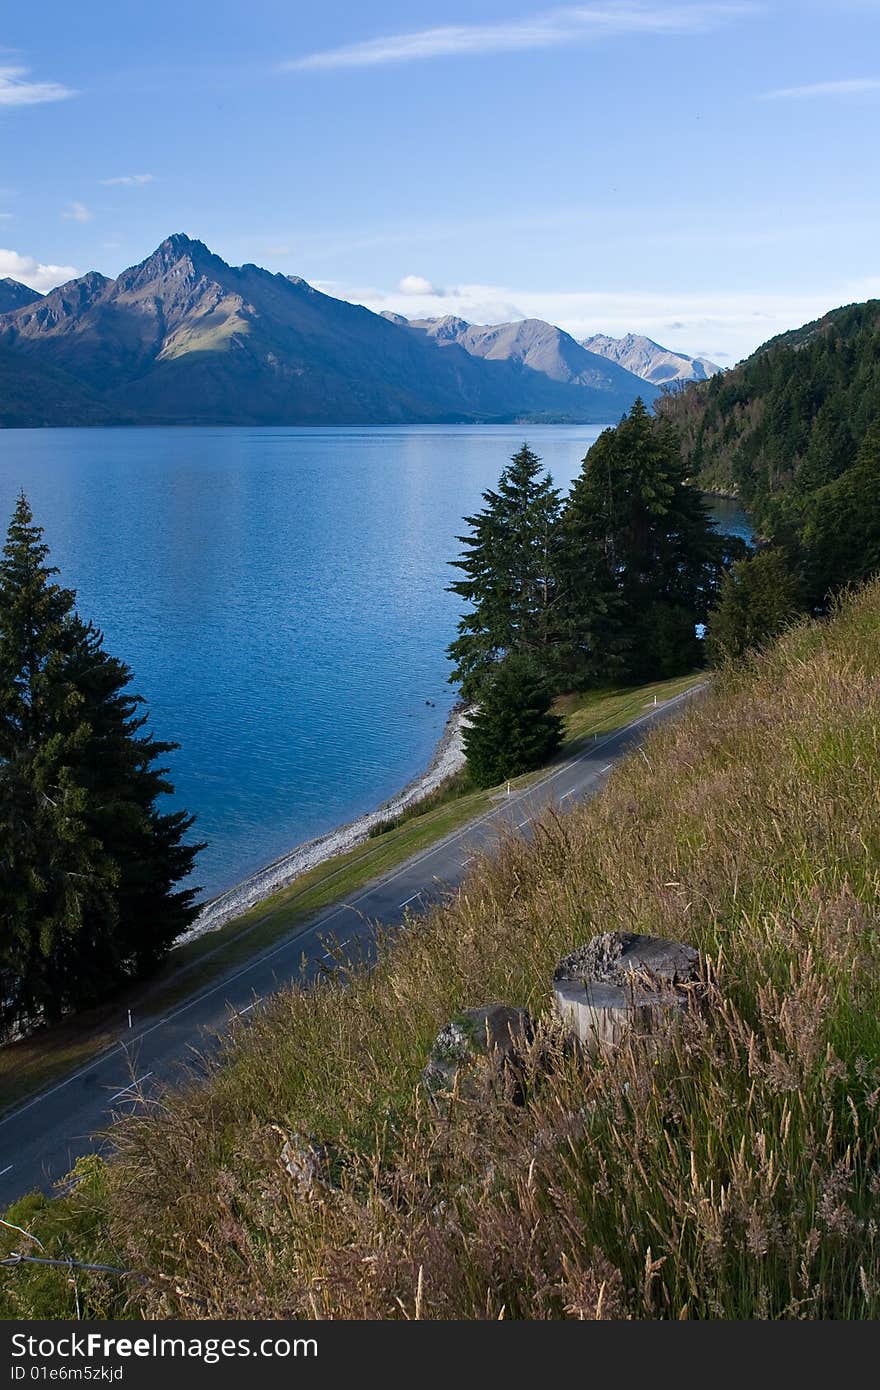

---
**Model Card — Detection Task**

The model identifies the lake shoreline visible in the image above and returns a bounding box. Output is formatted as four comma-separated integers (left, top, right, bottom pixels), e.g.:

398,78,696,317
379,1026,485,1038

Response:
180,702,472,943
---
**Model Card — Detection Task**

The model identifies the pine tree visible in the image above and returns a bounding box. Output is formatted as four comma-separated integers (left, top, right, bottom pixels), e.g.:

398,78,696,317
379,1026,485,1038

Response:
799,425,880,603
448,445,562,700
705,547,803,665
60,616,203,982
0,492,76,746
462,654,563,788
555,484,629,688
0,495,113,1023
0,495,201,1030
560,400,733,681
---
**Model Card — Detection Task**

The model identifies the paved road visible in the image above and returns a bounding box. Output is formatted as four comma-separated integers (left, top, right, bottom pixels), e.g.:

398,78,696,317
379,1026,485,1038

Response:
0,686,702,1207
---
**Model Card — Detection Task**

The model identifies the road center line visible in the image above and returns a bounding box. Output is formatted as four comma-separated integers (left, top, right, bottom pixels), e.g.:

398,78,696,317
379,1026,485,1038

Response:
399,892,422,908
108,1072,153,1104
0,1164,13,1177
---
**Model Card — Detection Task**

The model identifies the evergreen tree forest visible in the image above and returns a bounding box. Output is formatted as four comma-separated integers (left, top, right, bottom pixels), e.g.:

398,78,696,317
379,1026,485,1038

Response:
449,413,742,782
452,305,880,775
659,298,880,611
0,495,202,1034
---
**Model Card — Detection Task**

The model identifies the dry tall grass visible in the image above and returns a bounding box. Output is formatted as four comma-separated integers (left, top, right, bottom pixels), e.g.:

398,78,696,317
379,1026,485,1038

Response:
5,582,880,1319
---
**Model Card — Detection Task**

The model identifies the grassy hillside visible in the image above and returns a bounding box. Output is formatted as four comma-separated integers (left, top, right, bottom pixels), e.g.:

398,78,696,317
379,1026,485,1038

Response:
4,582,880,1319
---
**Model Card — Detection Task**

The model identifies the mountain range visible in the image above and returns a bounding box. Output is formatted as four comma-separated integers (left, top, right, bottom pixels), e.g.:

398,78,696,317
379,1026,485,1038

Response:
0,235,667,428
384,312,652,390
581,332,721,385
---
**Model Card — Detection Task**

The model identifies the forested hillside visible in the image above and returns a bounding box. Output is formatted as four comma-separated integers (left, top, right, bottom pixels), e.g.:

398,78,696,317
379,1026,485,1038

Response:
658,299,880,608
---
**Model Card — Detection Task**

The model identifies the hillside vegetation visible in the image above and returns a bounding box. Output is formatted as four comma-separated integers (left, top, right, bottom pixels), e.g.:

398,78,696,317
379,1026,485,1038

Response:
660,300,880,578
660,300,880,517
4,580,880,1319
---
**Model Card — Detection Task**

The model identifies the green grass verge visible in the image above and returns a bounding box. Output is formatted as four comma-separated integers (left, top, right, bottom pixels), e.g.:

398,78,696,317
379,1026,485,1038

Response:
0,671,701,1114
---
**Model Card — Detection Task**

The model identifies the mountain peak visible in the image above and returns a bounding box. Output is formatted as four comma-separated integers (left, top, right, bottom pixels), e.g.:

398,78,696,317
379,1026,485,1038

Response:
156,232,213,259
0,277,44,313
582,332,721,385
116,234,230,298
137,233,222,274
415,314,472,341
80,270,113,289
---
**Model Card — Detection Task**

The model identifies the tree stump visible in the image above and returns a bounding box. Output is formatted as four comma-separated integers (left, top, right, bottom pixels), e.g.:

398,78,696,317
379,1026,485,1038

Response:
552,931,700,1051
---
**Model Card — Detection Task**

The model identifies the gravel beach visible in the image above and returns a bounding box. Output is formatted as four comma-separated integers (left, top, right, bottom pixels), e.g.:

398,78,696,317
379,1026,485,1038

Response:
180,704,471,942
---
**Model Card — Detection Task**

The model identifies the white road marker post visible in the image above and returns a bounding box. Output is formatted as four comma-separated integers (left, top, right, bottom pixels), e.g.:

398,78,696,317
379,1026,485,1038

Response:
507,781,510,796
127,1009,132,1030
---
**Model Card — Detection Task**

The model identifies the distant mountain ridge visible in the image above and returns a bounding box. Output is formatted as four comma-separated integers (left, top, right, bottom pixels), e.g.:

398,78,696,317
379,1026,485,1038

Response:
581,332,721,385
388,313,650,396
0,277,42,315
0,236,657,427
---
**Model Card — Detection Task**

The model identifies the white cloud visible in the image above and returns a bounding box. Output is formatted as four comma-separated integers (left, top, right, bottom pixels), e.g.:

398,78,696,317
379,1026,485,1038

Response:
0,64,76,106
0,249,77,292
285,2,756,71
62,201,92,224
98,173,155,186
341,277,880,365
398,273,441,295
761,77,880,99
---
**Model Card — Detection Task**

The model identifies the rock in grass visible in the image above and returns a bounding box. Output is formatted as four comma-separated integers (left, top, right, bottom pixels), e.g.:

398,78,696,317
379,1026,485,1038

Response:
279,1132,331,1198
552,932,700,1051
422,1003,534,1103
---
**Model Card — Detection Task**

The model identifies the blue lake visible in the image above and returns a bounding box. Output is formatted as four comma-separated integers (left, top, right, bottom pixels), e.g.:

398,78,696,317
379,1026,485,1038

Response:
0,425,751,899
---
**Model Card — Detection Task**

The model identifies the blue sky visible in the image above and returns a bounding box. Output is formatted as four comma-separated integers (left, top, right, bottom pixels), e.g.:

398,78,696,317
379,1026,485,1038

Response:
1,0,879,362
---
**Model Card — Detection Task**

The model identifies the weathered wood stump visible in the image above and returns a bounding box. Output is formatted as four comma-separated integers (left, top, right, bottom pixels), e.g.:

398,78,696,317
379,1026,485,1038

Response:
552,932,700,1052
422,1002,534,1102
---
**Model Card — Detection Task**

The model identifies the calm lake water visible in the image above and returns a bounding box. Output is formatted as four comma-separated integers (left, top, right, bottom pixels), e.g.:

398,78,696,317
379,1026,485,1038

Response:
0,425,751,899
